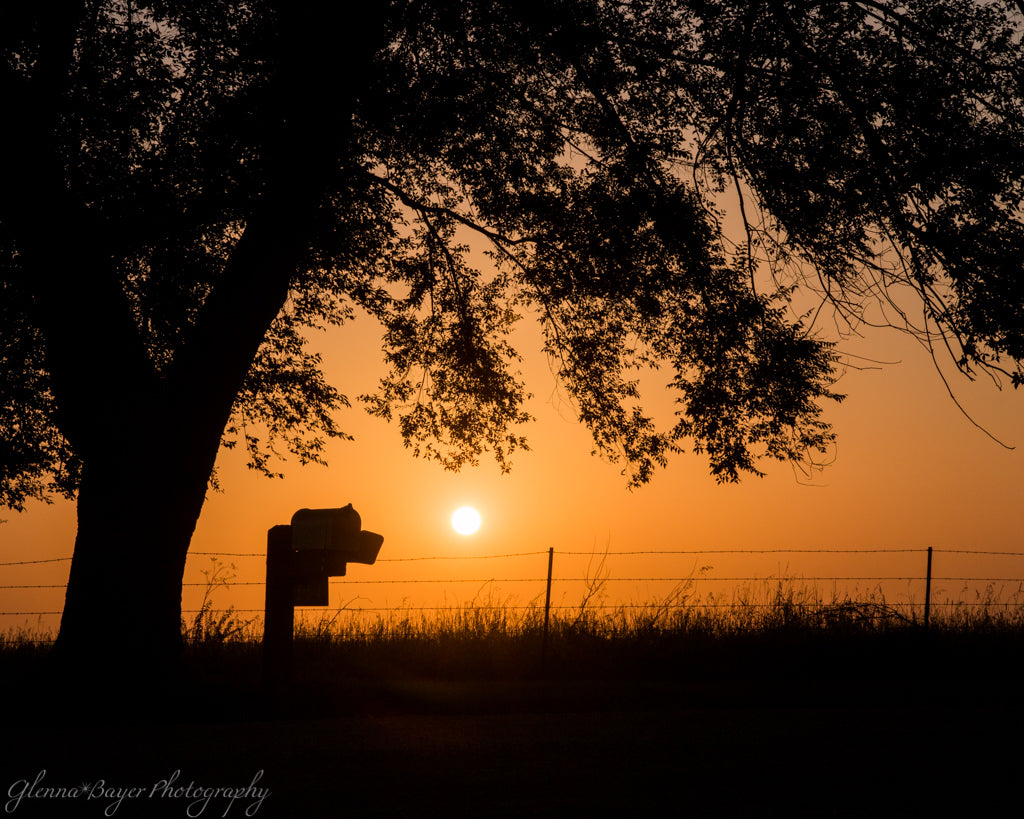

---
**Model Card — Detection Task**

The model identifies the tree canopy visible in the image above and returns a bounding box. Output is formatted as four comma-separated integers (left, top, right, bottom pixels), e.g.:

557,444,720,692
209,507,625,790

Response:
3,0,1023,512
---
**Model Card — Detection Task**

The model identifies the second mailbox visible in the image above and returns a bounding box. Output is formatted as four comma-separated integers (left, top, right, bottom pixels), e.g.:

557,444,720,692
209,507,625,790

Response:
290,504,384,605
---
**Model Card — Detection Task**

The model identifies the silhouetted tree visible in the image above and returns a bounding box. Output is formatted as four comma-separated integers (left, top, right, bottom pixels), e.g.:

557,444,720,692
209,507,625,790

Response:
1,1,1022,674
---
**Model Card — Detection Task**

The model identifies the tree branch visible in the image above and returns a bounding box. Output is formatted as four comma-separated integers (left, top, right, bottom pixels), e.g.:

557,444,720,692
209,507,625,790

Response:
365,170,533,248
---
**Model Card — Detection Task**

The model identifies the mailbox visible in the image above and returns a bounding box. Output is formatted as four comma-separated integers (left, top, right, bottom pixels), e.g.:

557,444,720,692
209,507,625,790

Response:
291,504,383,564
264,503,384,689
287,504,383,606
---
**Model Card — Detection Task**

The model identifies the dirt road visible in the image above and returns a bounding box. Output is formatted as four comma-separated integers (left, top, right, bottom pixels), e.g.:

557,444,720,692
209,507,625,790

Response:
3,678,1020,817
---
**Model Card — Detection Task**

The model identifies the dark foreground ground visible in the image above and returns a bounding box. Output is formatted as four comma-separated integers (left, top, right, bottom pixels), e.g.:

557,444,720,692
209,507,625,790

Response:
2,634,1022,818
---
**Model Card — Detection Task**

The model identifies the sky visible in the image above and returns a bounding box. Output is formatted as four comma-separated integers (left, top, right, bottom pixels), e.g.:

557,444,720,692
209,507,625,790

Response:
3,283,1024,634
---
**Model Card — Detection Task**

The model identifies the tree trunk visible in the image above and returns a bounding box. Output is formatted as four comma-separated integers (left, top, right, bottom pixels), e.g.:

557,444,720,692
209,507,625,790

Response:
50,422,220,690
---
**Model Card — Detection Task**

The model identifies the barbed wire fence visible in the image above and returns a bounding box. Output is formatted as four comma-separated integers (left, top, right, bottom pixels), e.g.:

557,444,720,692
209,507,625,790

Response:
4,547,1024,645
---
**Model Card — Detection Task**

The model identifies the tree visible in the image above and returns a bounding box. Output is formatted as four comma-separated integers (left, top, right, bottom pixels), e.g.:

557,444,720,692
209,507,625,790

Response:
1,0,1022,675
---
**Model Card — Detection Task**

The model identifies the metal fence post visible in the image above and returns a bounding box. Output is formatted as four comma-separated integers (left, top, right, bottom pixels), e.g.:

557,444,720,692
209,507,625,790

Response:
542,547,554,662
924,546,933,631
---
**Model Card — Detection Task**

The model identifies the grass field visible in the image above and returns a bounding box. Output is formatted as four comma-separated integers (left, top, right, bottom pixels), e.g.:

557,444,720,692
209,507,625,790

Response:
2,586,1023,817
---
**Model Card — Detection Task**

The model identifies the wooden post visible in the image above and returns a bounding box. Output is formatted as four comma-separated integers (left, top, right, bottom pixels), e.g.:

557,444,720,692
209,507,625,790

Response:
542,547,554,662
924,546,933,631
263,525,294,691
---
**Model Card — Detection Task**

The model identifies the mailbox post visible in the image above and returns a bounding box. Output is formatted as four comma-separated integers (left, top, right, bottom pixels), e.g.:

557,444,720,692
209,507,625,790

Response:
263,504,383,691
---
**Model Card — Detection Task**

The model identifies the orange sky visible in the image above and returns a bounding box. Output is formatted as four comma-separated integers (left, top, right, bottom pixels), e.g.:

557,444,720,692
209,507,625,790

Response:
3,292,1024,635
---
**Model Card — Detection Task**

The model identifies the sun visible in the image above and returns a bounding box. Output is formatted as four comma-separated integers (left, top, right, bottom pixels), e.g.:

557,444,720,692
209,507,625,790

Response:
451,506,482,536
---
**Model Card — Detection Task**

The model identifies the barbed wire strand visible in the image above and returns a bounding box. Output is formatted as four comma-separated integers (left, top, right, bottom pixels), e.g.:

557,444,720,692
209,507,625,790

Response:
4,547,1024,569
6,574,1024,590
1,599,1014,619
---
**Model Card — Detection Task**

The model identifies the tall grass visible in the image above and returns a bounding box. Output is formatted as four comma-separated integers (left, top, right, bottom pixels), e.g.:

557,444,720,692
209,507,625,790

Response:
286,577,1024,641
265,578,1024,681
5,577,1024,681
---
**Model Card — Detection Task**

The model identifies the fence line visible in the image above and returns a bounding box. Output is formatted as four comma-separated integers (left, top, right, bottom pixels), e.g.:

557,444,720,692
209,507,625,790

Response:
5,547,1024,622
